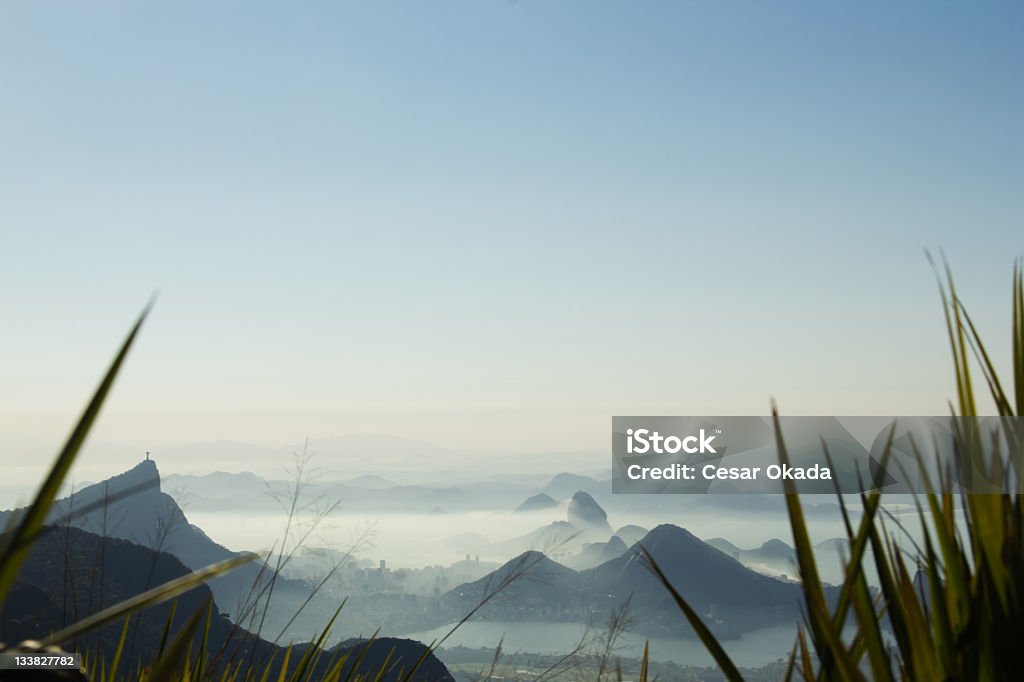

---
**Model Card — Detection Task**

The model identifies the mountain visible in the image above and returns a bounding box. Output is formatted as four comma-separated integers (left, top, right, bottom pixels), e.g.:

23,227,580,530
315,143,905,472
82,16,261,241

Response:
564,535,628,571
514,493,559,513
445,492,610,561
1,462,455,681
330,638,454,681
759,538,794,560
542,473,604,500
164,469,535,514
490,521,580,556
566,491,612,537
614,525,648,547
585,525,803,628
706,537,741,556
443,531,492,555
0,460,333,640
706,537,796,578
815,538,846,552
0,523,452,680
2,524,279,676
342,474,400,489
446,524,815,635
446,551,578,611
163,470,267,500
599,535,629,562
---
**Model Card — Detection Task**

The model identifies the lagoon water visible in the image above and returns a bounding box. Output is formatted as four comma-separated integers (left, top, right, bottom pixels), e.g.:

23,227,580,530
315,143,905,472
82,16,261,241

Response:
404,620,802,668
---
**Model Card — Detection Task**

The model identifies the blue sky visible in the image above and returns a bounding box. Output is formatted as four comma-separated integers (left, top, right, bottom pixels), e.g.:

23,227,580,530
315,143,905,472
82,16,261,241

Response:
1,2,1022,478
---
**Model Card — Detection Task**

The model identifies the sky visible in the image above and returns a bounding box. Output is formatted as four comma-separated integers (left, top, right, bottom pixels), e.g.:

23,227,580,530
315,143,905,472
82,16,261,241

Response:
1,2,1022,483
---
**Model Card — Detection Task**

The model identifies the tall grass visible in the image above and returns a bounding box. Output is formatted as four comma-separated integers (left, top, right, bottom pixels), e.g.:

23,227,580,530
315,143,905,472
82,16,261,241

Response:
11,263,1019,680
0,308,357,680
645,261,1024,680
0,304,259,679
0,303,538,681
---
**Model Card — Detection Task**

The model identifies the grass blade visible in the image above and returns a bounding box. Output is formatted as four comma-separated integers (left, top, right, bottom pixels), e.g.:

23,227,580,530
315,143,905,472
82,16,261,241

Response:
0,303,151,600
146,597,209,682
641,548,744,682
771,406,861,681
39,552,257,648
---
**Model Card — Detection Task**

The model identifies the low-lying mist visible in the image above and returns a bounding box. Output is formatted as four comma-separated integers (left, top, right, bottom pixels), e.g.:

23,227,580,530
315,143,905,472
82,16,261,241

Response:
184,505,855,583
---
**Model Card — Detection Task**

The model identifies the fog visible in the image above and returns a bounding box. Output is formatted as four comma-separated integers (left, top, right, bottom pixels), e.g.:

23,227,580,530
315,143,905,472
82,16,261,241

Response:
185,509,565,569
184,506,857,583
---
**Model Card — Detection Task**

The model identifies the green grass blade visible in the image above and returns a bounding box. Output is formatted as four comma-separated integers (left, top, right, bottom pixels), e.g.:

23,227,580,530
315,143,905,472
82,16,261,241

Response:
342,632,379,682
1013,260,1023,414
10,477,161,558
288,601,345,682
156,599,179,661
847,530,893,681
39,552,257,648
0,303,151,600
796,627,813,680
109,615,131,682
257,648,279,682
275,645,293,682
146,598,209,682
371,648,395,682
192,598,214,680
641,548,744,682
771,407,861,681
781,639,798,682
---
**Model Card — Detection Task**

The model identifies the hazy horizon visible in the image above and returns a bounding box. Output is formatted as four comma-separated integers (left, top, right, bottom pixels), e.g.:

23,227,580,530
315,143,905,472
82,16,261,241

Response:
4,5,1022,678
3,2,1023,486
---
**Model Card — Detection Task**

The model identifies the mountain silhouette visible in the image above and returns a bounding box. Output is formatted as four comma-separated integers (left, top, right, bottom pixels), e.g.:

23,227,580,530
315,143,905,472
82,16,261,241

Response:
330,638,454,681
447,524,817,635
613,524,648,547
514,493,559,513
1,525,301,677
489,520,580,556
542,473,603,499
0,464,453,681
706,537,796,577
564,535,628,570
445,550,578,611
566,491,612,537
0,459,334,636
585,524,802,626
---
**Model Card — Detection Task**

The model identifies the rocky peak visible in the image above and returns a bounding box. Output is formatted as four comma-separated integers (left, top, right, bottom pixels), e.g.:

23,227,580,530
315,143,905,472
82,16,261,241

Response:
567,491,612,535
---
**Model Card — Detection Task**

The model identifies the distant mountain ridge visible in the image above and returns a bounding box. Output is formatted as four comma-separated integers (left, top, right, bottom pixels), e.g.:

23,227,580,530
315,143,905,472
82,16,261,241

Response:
1,523,257,666
564,535,628,570
448,490,616,560
0,460,338,642
567,491,613,536
446,523,827,636
706,536,848,581
0,524,450,680
146,467,684,519
514,493,559,513
542,473,604,500
0,460,453,680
